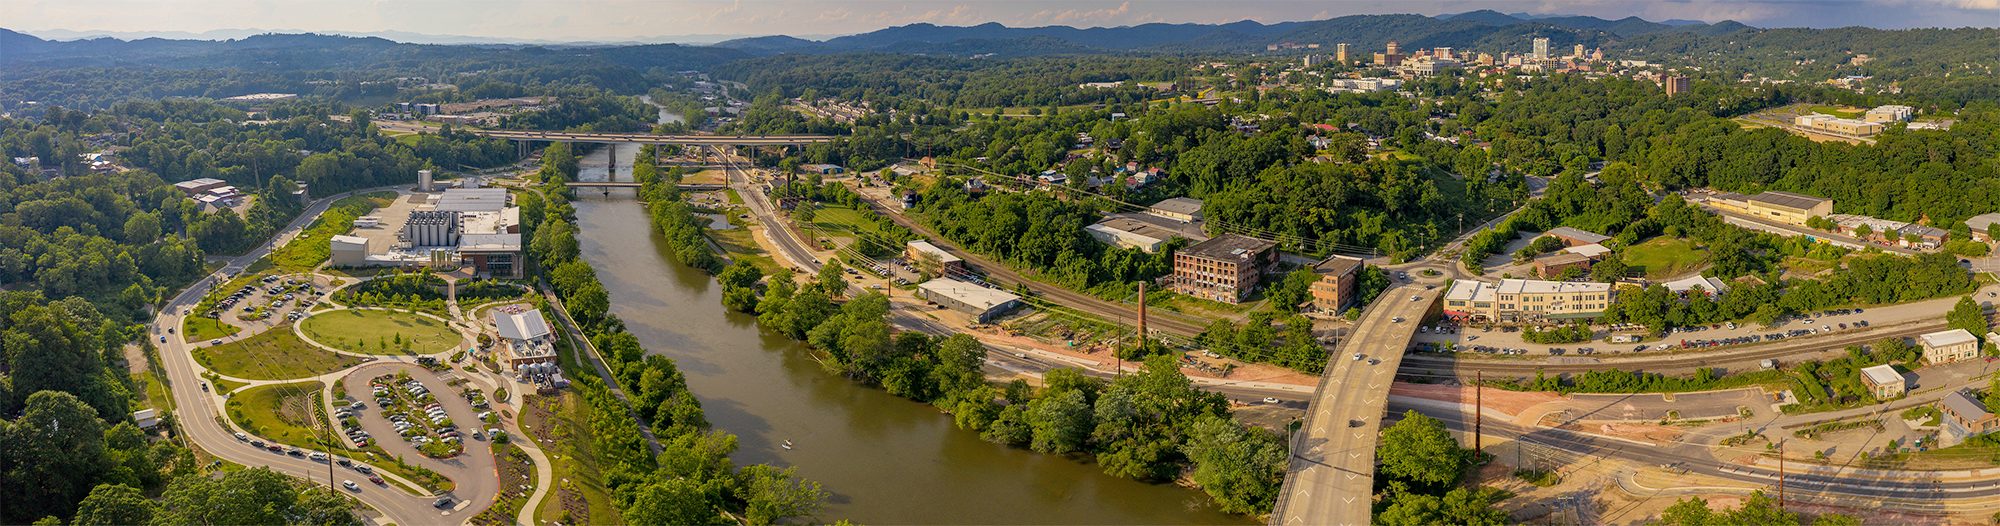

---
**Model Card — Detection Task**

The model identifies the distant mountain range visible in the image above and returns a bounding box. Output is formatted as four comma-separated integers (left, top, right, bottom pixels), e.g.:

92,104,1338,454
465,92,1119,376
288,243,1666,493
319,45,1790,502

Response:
711,10,1755,55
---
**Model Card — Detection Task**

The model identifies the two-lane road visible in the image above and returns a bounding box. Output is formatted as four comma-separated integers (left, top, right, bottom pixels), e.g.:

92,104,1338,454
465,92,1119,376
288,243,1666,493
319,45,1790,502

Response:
1273,282,1435,526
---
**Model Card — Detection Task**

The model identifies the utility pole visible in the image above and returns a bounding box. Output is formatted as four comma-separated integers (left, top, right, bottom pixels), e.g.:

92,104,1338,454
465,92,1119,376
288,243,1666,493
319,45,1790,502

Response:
1474,371,1483,453
1777,440,1787,512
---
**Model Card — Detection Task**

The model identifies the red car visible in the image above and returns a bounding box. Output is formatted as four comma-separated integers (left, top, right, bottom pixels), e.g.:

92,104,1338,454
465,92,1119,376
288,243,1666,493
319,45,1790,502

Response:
368,475,385,486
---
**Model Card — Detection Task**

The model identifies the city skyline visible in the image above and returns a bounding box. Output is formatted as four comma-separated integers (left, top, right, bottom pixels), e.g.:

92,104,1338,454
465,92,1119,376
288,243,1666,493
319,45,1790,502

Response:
10,0,2000,44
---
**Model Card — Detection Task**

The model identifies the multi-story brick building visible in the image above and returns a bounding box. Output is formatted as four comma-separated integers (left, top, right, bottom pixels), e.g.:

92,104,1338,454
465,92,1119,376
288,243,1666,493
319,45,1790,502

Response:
1169,234,1277,304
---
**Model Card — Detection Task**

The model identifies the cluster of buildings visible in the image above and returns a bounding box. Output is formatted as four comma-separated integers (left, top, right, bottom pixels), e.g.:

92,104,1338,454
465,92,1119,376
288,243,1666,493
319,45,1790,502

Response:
1157,231,1370,314
1790,105,1918,138
330,185,524,277
1529,227,1614,277
1085,197,1207,254
1442,278,1615,323
172,177,247,211
1857,329,2000,448
1706,190,1964,251
388,97,553,127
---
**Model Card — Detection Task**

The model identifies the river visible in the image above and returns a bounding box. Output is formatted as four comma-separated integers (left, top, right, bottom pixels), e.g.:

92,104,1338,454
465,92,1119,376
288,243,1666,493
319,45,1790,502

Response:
571,143,1246,524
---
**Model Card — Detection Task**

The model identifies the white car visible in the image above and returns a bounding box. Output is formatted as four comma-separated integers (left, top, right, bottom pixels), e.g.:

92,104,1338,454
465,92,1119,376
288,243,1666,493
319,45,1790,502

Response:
1262,397,1280,404
1410,295,1422,302
1352,353,1365,361
342,480,359,492
234,432,248,441
1391,316,1405,323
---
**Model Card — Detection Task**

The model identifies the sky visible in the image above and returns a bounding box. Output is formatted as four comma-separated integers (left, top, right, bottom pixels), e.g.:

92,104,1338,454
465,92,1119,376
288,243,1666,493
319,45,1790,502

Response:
10,0,2000,42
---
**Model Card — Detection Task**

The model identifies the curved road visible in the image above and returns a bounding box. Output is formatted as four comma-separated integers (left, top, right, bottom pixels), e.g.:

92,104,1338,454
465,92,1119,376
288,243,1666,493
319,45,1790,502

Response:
153,185,462,525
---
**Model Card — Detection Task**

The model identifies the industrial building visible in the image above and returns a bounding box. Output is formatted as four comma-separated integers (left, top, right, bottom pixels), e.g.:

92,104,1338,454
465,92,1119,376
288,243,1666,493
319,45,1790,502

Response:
402,210,461,247
1545,227,1611,247
1085,214,1205,253
1964,212,2000,244
335,187,524,278
1147,197,1204,223
916,277,1023,323
1859,364,1905,400
1169,234,1278,304
329,235,370,267
1712,191,1834,227
1307,255,1364,315
1921,329,1980,365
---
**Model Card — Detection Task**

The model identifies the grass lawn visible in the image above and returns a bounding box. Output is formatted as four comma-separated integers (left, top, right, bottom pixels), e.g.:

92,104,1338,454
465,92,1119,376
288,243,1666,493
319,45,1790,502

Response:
226,381,336,449
185,317,241,341
724,188,744,204
1781,256,1839,276
300,309,464,355
268,192,396,272
711,212,784,276
193,326,364,380
1148,291,1256,318
1624,237,1711,278
528,391,621,526
1807,105,1866,119
807,206,891,238
130,372,175,412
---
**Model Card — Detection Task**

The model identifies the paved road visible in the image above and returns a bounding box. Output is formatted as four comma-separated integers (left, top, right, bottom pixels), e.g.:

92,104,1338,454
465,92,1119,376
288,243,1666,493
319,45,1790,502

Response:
339,363,499,519
153,185,446,524
1389,397,2000,504
710,146,820,271
1272,280,1438,526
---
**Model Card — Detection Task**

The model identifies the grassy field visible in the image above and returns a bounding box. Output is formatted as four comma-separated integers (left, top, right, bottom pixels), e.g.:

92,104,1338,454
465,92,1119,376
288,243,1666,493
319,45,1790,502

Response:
530,336,621,525
185,317,241,341
226,381,335,448
1807,105,1866,119
1147,291,1257,318
192,326,364,380
130,372,175,412
1625,237,1711,278
1781,256,1839,276
300,309,463,355
710,211,784,276
807,206,891,237
268,192,397,271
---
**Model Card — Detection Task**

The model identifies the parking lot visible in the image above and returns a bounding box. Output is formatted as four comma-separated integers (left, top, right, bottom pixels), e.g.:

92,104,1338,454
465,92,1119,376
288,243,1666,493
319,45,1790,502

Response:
336,364,498,503
1413,307,1883,357
194,274,333,343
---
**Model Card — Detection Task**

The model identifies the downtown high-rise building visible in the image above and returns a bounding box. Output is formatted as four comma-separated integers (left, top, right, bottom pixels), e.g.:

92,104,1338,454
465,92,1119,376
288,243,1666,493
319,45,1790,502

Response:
1531,37,1550,60
1335,43,1349,65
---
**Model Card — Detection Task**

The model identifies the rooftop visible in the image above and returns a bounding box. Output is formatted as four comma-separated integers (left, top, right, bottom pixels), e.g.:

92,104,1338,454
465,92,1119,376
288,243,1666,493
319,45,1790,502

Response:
434,188,510,213
1497,278,1611,295
1660,275,1728,295
1920,328,1977,348
906,240,963,264
1964,213,2000,233
1090,214,1205,243
1859,364,1902,386
494,309,552,341
1546,226,1610,244
1315,255,1363,277
1445,280,1496,303
1711,192,1749,202
1747,191,1830,211
918,277,1022,311
1565,243,1613,259
459,233,522,253
330,235,369,248
1534,252,1592,266
1150,197,1204,216
1179,234,1276,261
1942,390,1993,422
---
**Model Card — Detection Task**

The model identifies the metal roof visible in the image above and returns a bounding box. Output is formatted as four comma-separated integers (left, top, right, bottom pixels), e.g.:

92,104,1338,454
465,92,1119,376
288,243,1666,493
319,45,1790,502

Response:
434,188,510,213
918,277,1022,311
1746,191,1830,212
1545,227,1610,244
1964,213,2000,233
1149,197,1204,216
494,309,551,341
1942,390,1993,422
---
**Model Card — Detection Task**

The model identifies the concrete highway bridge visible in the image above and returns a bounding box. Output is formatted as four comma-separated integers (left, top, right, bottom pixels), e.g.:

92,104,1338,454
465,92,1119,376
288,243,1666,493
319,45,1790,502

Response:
470,129,836,146
563,181,726,190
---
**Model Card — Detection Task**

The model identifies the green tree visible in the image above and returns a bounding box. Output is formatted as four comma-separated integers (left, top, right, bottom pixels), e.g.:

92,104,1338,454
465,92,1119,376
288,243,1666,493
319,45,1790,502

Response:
738,464,827,526
1376,410,1467,487
1026,389,1094,454
153,468,359,526
816,259,847,298
1947,295,1987,346
2,391,111,523
71,484,157,526
623,478,721,525
1181,414,1286,514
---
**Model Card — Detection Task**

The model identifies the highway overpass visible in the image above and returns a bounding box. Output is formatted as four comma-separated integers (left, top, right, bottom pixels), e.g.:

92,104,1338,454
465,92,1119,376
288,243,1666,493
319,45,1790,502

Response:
470,129,835,146
1271,279,1438,526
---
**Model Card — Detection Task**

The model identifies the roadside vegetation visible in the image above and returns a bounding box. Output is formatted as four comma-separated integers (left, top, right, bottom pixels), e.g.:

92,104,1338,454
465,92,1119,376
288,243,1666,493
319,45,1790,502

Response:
191,325,364,380
268,191,396,271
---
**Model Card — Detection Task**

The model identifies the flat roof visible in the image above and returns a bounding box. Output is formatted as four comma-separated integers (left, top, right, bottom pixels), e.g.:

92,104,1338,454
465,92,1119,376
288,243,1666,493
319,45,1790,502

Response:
1711,192,1748,202
174,177,226,189
330,235,369,247
1150,197,1203,215
1545,226,1610,244
459,233,522,252
1445,280,1495,303
1859,364,1901,386
905,240,962,264
1497,278,1611,295
918,277,1022,311
1660,275,1728,294
1179,233,1275,261
1091,215,1200,243
1747,191,1830,211
1315,255,1363,277
435,188,510,213
1921,329,1977,348
1912,330,1976,350
1565,243,1612,258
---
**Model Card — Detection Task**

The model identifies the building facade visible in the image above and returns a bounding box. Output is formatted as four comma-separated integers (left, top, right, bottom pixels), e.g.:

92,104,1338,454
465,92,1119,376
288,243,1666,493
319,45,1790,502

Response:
1443,278,1613,323
1169,234,1278,304
1741,191,1835,227
1921,329,1980,365
1859,364,1905,400
916,277,1022,323
1307,256,1364,314
905,240,966,278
